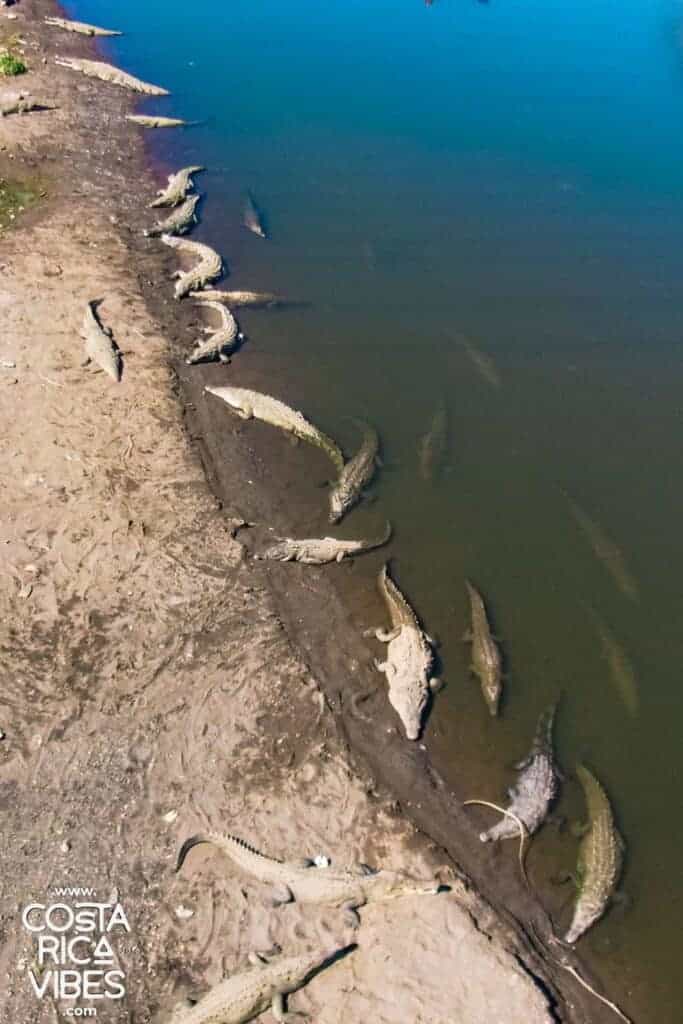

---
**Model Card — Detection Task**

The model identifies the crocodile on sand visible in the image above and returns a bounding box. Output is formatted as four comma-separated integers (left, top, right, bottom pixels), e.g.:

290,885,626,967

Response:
254,521,392,564
0,96,54,117
54,57,169,96
161,235,223,299
81,301,121,382
175,831,440,927
187,301,243,364
144,193,199,238
45,16,122,37
564,763,624,944
205,385,345,474
477,704,560,843
464,580,504,716
188,288,288,309
150,166,204,208
368,564,440,740
169,944,351,1024
126,114,188,129
329,419,380,524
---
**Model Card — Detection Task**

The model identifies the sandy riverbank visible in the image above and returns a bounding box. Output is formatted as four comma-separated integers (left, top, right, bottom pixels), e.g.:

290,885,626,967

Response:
0,3,624,1022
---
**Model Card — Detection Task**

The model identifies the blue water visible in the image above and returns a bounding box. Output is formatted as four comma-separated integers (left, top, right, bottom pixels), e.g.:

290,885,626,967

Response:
63,1,683,1019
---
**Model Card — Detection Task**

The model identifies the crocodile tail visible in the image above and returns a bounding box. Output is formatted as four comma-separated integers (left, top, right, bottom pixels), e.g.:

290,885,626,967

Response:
175,834,212,873
533,700,559,755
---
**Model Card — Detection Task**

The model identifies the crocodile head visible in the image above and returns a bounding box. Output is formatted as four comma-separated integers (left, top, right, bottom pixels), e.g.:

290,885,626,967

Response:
328,485,345,523
388,682,428,741
372,870,441,901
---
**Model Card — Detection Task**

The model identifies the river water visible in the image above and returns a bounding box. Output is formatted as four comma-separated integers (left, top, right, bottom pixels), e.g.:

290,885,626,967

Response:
63,0,683,1019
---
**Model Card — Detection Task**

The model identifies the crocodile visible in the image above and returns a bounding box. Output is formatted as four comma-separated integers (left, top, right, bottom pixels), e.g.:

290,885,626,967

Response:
175,832,439,926
150,166,205,208
54,58,169,96
161,235,223,299
0,96,53,117
243,191,266,238
478,704,560,843
144,194,199,238
464,580,503,716
205,386,345,474
169,944,351,1024
457,332,501,390
329,420,380,524
567,495,639,602
188,288,287,309
187,301,243,364
564,764,625,944
126,114,188,128
369,564,439,740
81,301,121,382
254,521,392,564
44,16,122,36
418,397,448,483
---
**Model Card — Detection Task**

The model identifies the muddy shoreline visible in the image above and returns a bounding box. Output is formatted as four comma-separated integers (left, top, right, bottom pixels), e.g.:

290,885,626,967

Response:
0,2,631,1021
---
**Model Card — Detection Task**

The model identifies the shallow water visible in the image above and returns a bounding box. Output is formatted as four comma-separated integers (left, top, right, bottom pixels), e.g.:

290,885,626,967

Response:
65,0,683,1018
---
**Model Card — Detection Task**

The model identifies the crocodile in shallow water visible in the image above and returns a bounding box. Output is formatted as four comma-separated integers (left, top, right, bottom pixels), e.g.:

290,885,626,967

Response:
243,191,266,238
465,580,503,716
161,235,223,299
126,114,188,128
478,704,560,843
176,832,439,927
205,385,345,474
144,194,199,238
168,944,351,1024
150,166,204,208
81,301,121,382
564,763,624,944
254,521,392,564
187,301,243,364
54,57,169,96
188,288,288,309
369,564,439,740
45,16,122,36
418,397,448,483
329,419,380,524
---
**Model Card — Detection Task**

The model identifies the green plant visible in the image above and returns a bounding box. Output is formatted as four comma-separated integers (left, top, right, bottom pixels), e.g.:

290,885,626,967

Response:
0,52,27,76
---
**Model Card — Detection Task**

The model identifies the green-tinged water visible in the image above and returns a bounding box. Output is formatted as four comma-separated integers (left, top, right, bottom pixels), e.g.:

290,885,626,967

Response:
64,0,683,1018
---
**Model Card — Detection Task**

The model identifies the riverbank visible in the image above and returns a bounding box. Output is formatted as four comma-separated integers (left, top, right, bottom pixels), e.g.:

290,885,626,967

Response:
0,3,624,1022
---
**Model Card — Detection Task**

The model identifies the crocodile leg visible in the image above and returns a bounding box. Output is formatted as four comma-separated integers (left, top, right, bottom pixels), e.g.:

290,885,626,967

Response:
376,627,401,642
342,901,362,929
272,991,310,1022
271,883,294,906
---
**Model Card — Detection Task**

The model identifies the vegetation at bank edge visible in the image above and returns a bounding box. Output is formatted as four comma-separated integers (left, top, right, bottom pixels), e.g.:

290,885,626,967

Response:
0,34,27,75
0,176,42,230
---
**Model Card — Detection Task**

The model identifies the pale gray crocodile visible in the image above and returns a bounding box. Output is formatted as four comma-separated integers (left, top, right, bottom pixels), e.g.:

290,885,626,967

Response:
329,420,380,524
161,235,223,299
369,564,439,740
187,301,243,364
188,288,287,309
0,96,53,117
254,521,392,564
243,191,266,238
169,944,351,1024
81,301,121,382
126,114,188,128
418,397,448,483
465,580,503,716
144,194,199,238
54,58,169,96
175,832,440,926
45,16,122,36
478,704,560,843
151,166,204,208
205,386,345,474
564,764,624,944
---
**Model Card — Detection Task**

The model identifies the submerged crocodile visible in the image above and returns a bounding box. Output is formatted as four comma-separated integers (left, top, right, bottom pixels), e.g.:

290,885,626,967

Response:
188,288,287,309
54,58,169,96
478,704,560,843
81,301,121,382
205,386,345,474
176,832,439,926
465,580,503,716
418,397,448,483
564,764,624,944
369,564,439,740
255,521,392,564
329,420,380,524
45,16,122,36
169,944,351,1024
126,114,188,128
187,301,243,364
161,235,223,299
150,166,204,208
144,194,199,238
243,191,266,238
